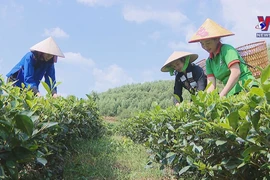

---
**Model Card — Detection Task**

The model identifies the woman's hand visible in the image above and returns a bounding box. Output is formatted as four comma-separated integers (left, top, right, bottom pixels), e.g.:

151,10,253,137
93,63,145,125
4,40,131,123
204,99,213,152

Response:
52,93,59,98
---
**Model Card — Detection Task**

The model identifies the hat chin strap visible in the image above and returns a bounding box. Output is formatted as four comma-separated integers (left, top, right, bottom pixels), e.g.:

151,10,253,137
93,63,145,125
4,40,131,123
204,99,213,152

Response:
180,56,190,72
168,67,175,76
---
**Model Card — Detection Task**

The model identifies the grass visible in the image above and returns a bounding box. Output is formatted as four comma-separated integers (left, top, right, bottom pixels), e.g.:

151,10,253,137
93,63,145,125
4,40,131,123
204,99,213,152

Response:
63,119,174,180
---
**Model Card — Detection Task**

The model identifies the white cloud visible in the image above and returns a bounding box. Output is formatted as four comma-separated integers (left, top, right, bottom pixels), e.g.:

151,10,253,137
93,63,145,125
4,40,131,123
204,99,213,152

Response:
92,64,134,92
57,52,133,93
122,6,188,31
149,31,160,40
167,22,201,50
220,0,270,47
77,0,120,7
43,27,69,38
63,52,95,68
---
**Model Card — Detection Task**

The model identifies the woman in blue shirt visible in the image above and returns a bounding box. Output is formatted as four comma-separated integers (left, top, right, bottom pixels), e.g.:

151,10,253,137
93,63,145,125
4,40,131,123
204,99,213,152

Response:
161,51,207,105
6,37,65,97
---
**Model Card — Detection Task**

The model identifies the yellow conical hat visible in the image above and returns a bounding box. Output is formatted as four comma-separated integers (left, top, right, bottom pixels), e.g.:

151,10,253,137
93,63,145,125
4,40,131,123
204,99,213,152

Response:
30,37,65,58
189,18,234,43
161,51,198,72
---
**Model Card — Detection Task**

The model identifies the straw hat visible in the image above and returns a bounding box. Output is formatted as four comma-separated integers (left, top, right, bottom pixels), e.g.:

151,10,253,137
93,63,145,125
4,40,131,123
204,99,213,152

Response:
161,51,198,72
189,18,234,43
30,37,65,58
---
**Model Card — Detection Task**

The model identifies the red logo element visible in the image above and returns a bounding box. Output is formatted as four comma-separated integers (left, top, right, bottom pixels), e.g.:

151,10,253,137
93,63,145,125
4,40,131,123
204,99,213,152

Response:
257,16,270,31
196,27,209,37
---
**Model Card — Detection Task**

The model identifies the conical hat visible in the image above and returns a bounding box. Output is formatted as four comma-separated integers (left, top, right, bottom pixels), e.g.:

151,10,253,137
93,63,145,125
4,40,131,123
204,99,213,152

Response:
30,37,65,58
161,51,198,72
189,18,234,43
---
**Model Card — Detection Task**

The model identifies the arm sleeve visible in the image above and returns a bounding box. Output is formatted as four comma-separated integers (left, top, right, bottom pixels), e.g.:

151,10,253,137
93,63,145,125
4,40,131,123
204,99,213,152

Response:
24,56,39,93
173,76,183,104
223,45,240,67
44,63,57,94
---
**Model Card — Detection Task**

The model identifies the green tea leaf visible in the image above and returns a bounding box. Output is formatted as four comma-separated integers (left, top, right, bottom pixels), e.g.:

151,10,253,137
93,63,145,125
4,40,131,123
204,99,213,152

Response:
227,111,239,130
53,103,61,110
249,87,265,97
261,64,270,84
158,138,166,144
0,120,12,133
6,160,18,180
41,81,51,94
166,152,176,165
37,157,47,166
238,122,251,139
173,94,181,102
166,123,175,132
251,110,260,132
242,146,263,157
14,114,34,136
222,158,242,171
237,162,246,169
12,146,34,163
217,122,232,130
261,81,270,92
186,156,194,166
215,140,227,146
0,165,5,179
205,81,213,91
178,165,190,176
238,110,246,118
41,122,58,129
265,92,270,101
190,142,203,153
243,78,253,89
26,100,33,109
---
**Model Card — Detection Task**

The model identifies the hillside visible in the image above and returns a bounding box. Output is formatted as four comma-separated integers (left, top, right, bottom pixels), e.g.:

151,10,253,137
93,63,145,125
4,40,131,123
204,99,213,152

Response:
92,80,192,118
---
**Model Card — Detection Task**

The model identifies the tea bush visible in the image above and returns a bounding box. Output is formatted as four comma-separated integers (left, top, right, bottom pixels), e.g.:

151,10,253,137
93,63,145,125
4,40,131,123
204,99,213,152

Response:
120,65,270,179
0,79,105,179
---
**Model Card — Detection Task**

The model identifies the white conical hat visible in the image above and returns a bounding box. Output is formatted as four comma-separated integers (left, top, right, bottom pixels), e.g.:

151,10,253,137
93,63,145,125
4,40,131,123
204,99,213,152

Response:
161,51,198,72
189,18,234,43
30,37,65,58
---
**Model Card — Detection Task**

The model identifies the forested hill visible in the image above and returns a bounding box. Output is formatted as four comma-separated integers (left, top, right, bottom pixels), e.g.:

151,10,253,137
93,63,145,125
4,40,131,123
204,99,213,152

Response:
93,80,191,118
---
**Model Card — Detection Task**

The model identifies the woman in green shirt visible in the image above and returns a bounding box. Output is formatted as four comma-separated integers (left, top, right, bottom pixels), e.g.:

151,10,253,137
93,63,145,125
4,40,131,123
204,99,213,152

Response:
188,18,254,97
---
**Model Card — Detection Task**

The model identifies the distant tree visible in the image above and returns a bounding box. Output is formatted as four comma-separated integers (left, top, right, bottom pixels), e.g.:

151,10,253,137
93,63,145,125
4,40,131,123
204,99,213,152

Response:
88,91,99,101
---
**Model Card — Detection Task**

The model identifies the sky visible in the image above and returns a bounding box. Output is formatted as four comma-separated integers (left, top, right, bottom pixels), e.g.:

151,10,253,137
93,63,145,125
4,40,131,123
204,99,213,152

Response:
0,0,270,98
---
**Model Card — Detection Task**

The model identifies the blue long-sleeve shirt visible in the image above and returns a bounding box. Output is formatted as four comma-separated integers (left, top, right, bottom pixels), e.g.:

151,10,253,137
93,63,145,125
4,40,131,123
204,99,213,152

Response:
6,52,57,93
